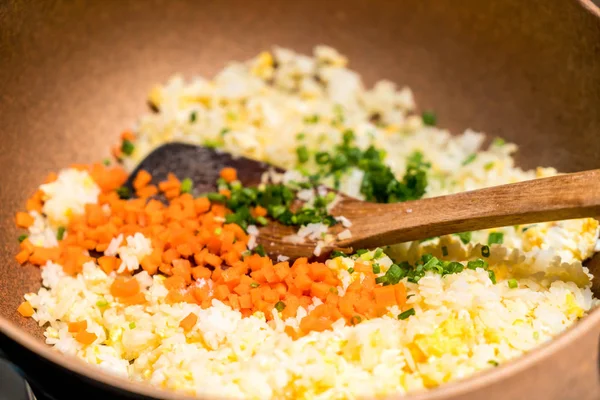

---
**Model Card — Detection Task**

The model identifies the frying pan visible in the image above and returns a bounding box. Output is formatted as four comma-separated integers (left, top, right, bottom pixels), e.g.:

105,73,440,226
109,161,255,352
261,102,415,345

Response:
1,1,600,399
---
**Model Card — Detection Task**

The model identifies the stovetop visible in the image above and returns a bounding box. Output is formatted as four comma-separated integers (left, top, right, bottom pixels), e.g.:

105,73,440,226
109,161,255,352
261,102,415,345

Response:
0,348,40,400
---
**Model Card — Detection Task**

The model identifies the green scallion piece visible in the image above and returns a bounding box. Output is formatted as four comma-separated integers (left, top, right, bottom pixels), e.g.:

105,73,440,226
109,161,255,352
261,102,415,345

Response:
484,161,495,170
190,111,197,123
373,248,384,259
375,276,388,284
488,270,497,284
315,152,330,165
422,111,437,126
255,216,268,226
56,226,66,241
398,308,416,320
441,246,448,257
129,322,136,329
455,231,472,244
331,250,346,258
488,360,499,367
121,139,135,156
355,249,368,256
492,137,505,146
329,287,338,294
116,186,131,199
296,132,305,140
372,264,381,274
487,232,504,245
102,158,111,166
96,299,108,308
347,268,355,274
18,234,28,243
508,279,518,289
254,245,266,257
274,301,286,312
481,245,491,257
296,145,309,164
462,153,477,166
250,282,260,288
206,193,227,203
303,115,319,124
180,178,193,194
350,315,362,325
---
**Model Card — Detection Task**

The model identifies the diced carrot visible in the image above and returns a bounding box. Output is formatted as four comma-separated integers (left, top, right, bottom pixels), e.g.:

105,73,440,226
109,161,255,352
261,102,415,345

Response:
214,285,230,300
373,285,397,308
133,169,152,190
15,212,34,228
194,197,211,214
295,274,313,291
262,263,277,283
220,167,237,183
252,205,268,218
308,263,329,281
393,283,407,306
75,331,97,345
239,294,252,309
310,282,331,300
192,266,211,281
68,320,87,333
164,275,186,291
98,256,119,274
110,276,140,298
228,293,240,309
179,312,198,332
17,301,34,317
205,253,222,268
15,250,29,265
274,262,290,281
162,248,179,264
20,238,35,253
29,247,60,265
137,185,158,199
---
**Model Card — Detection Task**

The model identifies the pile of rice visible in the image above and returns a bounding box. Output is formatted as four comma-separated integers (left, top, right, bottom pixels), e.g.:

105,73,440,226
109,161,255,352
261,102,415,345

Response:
22,46,599,399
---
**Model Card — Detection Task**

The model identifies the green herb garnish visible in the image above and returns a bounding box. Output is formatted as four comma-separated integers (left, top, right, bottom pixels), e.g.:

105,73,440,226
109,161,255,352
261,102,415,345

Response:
96,299,108,308
398,308,416,320
56,226,66,241
18,234,28,243
462,153,477,166
296,145,309,164
129,322,136,329
422,111,437,126
488,360,499,367
206,193,227,203
254,245,266,257
492,137,505,146
350,315,362,325
303,115,319,124
481,245,491,257
372,264,381,274
373,248,384,259
347,268,355,274
455,231,472,244
121,139,135,156
190,111,197,123
274,301,286,312
484,161,495,170
180,178,193,194
441,246,448,257
250,282,260,288
487,232,504,245
102,158,111,166
116,186,131,199
508,279,518,289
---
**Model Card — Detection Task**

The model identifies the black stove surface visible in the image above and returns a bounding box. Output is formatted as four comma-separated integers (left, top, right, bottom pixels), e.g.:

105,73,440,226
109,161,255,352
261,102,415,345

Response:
0,348,37,400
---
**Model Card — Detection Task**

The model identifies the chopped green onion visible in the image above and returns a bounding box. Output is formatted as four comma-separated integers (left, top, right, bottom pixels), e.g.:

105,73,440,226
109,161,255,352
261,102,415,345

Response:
481,245,491,257
129,322,136,329
454,231,472,244
274,301,286,312
329,287,338,294
508,279,518,289
331,250,346,258
121,139,135,156
18,234,28,243
96,299,108,308
406,294,415,299
303,114,319,124
255,216,268,226
373,248,384,259
484,161,495,170
56,226,66,240
315,152,330,165
492,137,505,146
250,282,260,288
214,227,222,235
522,225,536,232
347,268,355,274
372,264,381,274
398,308,416,320
533,331,540,340
116,186,131,199
422,111,437,126
180,178,193,194
488,360,499,367
102,158,111,166
296,132,305,140
488,270,497,284
189,111,197,123
467,259,488,270
487,232,504,245
206,193,227,203
220,127,231,136
254,245,266,257
296,145,309,164
462,153,477,166
355,249,368,256
375,276,388,285
350,315,362,325
441,246,448,257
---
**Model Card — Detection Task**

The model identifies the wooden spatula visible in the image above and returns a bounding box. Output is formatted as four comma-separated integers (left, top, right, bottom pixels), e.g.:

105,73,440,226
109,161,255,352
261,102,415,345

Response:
125,143,600,260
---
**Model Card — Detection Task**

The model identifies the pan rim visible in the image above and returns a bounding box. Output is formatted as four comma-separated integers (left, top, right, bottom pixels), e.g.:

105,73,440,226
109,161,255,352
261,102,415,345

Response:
1,0,599,398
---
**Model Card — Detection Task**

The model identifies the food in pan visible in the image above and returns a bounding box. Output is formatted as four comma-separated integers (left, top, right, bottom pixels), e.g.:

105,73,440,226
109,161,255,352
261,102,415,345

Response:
15,47,599,398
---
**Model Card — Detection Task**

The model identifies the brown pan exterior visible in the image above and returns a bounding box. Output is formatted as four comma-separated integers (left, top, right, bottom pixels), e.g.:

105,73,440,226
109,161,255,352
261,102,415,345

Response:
1,0,599,399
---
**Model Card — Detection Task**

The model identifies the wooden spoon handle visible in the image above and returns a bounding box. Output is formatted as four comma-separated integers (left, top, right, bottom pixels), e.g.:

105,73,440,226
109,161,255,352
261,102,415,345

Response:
341,169,600,249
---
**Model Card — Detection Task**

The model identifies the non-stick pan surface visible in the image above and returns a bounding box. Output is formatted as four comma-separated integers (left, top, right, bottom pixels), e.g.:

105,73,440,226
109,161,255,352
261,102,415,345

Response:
1,1,600,399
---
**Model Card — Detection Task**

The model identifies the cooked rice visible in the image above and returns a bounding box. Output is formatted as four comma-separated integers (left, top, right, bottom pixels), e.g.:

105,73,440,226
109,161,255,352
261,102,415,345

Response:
21,46,600,399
